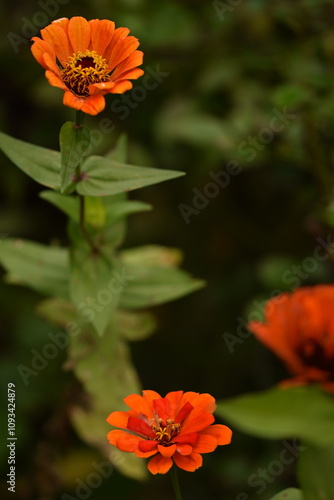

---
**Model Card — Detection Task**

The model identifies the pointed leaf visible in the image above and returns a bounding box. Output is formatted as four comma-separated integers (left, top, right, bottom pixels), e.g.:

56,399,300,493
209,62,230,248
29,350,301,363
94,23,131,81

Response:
105,200,152,225
269,489,304,500
297,444,334,500
105,134,128,162
40,190,80,222
0,238,69,299
68,325,146,480
115,310,157,341
119,245,204,308
216,386,334,447
76,155,185,196
59,121,91,193
69,246,122,336
0,131,60,189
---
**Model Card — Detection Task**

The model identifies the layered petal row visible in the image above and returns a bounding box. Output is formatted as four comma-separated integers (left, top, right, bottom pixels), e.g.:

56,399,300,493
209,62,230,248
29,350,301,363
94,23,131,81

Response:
107,390,232,474
248,285,334,392
31,17,144,115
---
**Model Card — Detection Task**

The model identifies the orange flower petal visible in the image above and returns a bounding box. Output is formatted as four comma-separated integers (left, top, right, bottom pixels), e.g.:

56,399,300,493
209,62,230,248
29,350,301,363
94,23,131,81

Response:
110,51,144,80
31,38,55,70
127,416,156,439
147,454,173,474
175,402,194,424
108,80,133,94
124,393,156,419
115,68,144,82
68,16,91,53
103,27,130,63
158,444,176,457
62,91,106,115
43,52,61,78
90,19,115,56
80,94,106,115
173,452,203,472
165,391,184,418
116,433,142,452
138,440,158,453
181,411,215,434
52,18,69,32
142,390,162,405
175,443,193,456
88,81,115,95
106,411,129,429
135,449,158,458
187,393,217,414
200,424,232,446
45,70,66,90
108,36,140,71
107,429,125,446
192,434,218,454
153,398,170,420
40,23,70,66
173,432,198,446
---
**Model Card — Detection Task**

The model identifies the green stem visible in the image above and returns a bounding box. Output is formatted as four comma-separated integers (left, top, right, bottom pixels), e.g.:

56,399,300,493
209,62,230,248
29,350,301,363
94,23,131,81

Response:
78,195,99,254
170,466,183,500
74,110,95,250
74,109,84,128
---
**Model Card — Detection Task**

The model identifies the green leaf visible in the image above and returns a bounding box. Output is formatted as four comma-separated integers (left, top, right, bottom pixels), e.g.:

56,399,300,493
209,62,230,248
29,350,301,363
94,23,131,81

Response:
104,199,152,225
120,245,183,267
68,325,146,480
0,131,60,189
119,245,205,309
297,444,334,500
105,134,128,163
76,155,185,196
41,190,151,228
84,196,107,229
40,190,80,222
115,310,157,341
37,298,157,342
59,121,91,193
0,238,69,299
216,386,334,447
69,245,121,336
269,488,304,500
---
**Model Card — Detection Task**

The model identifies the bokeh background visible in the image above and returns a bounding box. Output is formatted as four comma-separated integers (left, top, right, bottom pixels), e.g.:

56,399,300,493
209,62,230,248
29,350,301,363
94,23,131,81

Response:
1,0,334,499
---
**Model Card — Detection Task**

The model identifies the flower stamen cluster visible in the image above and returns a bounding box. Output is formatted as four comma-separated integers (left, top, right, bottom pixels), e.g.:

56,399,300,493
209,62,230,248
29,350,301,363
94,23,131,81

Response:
61,50,111,97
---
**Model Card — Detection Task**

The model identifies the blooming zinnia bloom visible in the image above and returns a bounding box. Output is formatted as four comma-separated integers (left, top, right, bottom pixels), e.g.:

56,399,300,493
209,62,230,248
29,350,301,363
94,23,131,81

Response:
248,285,334,392
31,17,144,115
107,390,232,474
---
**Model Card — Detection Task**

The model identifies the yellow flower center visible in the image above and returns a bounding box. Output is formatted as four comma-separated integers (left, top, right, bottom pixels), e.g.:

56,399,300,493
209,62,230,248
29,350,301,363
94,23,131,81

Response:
152,419,181,445
61,50,111,97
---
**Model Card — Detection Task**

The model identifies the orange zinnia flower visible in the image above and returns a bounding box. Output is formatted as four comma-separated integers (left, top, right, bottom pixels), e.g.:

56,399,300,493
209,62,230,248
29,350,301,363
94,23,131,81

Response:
31,17,144,115
248,285,334,392
107,390,232,474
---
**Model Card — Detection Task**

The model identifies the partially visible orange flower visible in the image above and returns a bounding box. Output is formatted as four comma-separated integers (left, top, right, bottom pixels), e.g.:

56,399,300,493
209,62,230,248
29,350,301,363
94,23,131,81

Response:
31,16,144,115
248,285,334,392
107,390,232,474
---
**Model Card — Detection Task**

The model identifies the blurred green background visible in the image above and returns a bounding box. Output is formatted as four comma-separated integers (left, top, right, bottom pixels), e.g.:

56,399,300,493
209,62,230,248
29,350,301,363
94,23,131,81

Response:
1,0,334,498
